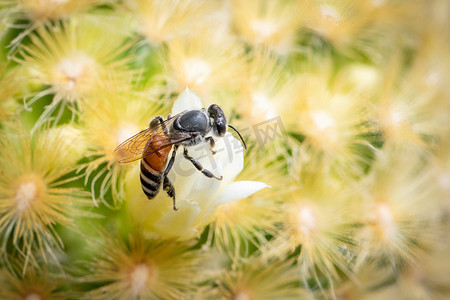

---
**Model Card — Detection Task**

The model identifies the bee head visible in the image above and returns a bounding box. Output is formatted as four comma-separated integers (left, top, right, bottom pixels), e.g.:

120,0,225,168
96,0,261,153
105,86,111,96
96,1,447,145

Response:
208,104,227,137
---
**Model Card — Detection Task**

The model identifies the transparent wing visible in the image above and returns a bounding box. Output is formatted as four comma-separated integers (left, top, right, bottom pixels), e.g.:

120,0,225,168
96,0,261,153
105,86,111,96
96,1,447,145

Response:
114,115,180,163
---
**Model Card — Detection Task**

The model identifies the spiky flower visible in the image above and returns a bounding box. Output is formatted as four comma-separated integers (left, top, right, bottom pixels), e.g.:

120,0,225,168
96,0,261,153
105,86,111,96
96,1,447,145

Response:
354,147,442,270
0,0,449,297
163,33,244,98
374,67,444,152
203,254,307,300
0,266,72,300
1,0,107,55
239,50,293,123
126,89,268,240
303,0,365,51
324,261,396,300
407,37,450,101
7,0,103,23
303,0,421,58
84,230,203,299
231,0,303,55
123,0,223,46
334,62,381,94
395,223,450,300
0,127,91,271
289,71,372,178
266,176,356,289
14,16,136,131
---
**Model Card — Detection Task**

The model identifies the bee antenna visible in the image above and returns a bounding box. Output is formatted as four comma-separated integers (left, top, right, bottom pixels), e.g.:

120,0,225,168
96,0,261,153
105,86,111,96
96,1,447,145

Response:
228,124,247,150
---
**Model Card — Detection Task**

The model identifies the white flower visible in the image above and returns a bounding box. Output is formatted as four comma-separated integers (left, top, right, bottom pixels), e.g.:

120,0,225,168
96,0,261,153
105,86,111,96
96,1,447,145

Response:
126,88,268,240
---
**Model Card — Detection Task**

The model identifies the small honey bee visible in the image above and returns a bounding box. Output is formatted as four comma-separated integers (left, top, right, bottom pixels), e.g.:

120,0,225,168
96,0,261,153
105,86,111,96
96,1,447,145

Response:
114,104,246,210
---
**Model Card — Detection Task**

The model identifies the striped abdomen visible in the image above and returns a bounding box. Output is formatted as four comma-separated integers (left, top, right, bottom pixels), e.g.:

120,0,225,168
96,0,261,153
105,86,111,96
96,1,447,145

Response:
140,137,172,199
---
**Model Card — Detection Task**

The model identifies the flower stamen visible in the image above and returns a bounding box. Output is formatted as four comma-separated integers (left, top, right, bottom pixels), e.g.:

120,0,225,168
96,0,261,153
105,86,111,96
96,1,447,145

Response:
130,263,155,297
15,176,45,213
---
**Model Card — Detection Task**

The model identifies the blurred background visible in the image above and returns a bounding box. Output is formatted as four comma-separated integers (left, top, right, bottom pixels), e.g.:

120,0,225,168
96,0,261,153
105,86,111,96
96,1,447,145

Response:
0,0,449,299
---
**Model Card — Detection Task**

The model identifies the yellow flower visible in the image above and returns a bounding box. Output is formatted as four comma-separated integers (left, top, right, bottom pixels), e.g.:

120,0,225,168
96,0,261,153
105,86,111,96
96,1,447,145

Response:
162,33,245,98
395,225,450,300
13,0,103,23
45,124,87,166
334,62,382,95
123,0,224,46
326,261,396,300
208,145,284,258
231,0,304,55
303,0,421,56
0,127,91,272
374,60,445,152
405,34,450,108
126,89,268,240
303,0,365,50
289,72,372,178
261,174,357,288
239,50,294,124
84,230,203,299
14,16,136,131
0,266,71,299
431,140,450,212
355,147,440,268
77,84,166,206
1,0,107,55
203,254,307,300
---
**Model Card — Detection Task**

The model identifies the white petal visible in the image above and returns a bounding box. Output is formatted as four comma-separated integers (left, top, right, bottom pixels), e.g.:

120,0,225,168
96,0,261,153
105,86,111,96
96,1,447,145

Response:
171,88,203,114
219,134,245,186
215,181,270,207
151,203,202,240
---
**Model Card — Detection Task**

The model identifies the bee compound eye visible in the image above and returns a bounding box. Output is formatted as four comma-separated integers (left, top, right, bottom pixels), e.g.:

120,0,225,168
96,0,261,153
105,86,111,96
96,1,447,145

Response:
216,119,227,137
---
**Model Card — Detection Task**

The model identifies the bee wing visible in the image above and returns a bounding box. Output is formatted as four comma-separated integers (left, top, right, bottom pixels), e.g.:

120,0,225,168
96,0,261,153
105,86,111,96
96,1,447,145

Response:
114,114,181,163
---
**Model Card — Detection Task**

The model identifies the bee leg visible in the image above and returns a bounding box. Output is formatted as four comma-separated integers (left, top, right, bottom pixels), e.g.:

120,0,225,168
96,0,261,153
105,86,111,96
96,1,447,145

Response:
206,136,216,155
183,148,223,181
163,176,177,210
164,145,179,176
149,116,169,136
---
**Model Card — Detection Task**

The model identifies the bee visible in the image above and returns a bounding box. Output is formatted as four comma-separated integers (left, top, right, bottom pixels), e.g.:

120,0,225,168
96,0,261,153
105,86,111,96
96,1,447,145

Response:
114,104,246,210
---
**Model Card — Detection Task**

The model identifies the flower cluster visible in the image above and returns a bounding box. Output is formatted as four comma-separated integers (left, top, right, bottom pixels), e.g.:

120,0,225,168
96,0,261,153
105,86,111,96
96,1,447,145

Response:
0,0,449,298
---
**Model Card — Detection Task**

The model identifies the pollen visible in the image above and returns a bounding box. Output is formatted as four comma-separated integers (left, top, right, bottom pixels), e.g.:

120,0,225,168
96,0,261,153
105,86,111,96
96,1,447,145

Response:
25,293,42,300
129,263,156,297
388,108,404,127
297,205,317,236
183,58,211,86
55,52,97,93
438,172,450,191
14,176,45,213
311,110,336,131
231,0,303,54
233,290,253,300
251,19,278,40
310,110,338,144
425,71,440,87
251,93,277,119
371,0,386,7
374,202,396,240
320,5,342,24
